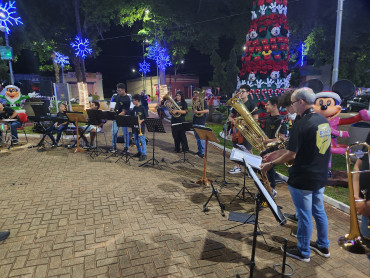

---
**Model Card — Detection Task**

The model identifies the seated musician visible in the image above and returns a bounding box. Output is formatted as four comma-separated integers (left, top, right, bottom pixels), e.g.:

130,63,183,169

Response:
0,102,21,145
45,103,68,147
171,91,189,153
228,85,259,174
122,94,148,161
260,96,287,197
80,101,105,149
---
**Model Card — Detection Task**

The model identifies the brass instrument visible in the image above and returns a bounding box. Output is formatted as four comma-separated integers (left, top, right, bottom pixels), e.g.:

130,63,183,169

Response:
163,92,181,118
192,89,206,117
338,142,370,254
226,94,274,196
137,115,143,136
226,94,268,153
264,120,293,167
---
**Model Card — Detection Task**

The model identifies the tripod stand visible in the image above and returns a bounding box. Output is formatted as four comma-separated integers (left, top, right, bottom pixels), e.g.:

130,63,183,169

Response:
172,122,194,167
139,118,165,169
230,163,254,204
86,109,107,158
202,181,225,217
113,115,135,165
215,106,238,190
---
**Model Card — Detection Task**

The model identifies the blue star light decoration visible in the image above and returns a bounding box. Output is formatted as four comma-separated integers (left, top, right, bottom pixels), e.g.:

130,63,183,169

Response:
157,53,172,71
54,52,70,67
139,59,151,74
70,36,92,59
0,1,23,34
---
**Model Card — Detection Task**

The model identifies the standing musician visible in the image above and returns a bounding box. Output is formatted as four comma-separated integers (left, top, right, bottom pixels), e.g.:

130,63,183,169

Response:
228,84,259,174
111,83,131,153
260,96,287,197
192,89,209,158
123,94,148,161
261,87,331,262
170,91,189,153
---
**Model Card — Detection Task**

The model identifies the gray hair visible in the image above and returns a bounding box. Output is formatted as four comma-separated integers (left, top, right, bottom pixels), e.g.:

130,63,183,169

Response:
292,87,316,105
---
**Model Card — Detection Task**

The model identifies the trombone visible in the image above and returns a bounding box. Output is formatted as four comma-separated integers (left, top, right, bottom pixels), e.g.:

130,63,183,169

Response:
337,142,370,254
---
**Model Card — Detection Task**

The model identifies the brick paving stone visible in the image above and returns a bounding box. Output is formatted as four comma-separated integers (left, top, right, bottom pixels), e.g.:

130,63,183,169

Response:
0,120,369,278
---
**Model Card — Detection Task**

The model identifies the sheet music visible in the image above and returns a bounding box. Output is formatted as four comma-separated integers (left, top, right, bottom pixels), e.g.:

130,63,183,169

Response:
230,148,262,170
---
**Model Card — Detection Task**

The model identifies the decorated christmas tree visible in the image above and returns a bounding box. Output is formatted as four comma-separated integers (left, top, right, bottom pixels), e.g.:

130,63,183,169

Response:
238,0,291,116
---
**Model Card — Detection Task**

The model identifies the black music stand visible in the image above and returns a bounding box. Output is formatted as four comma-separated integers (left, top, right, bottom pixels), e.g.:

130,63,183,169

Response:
86,109,106,158
29,104,53,149
215,105,238,190
114,115,136,164
243,161,286,278
229,161,254,204
172,122,194,167
139,118,165,169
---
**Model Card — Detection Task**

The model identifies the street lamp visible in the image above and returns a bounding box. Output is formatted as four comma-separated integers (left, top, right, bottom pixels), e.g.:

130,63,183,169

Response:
0,1,23,85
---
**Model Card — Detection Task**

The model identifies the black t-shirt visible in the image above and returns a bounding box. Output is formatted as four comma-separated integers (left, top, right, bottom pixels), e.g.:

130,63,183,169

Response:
287,109,331,190
193,99,209,126
56,111,68,125
129,105,148,134
171,100,188,124
264,115,287,139
231,100,258,117
141,95,148,108
359,153,370,200
114,94,131,114
0,107,19,121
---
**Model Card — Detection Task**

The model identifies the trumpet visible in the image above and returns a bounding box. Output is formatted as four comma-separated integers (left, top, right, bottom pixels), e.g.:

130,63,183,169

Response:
137,115,143,136
337,142,370,254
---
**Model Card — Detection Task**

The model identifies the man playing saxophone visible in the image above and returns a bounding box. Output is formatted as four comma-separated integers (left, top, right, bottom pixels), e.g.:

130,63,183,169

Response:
228,84,259,174
261,87,331,262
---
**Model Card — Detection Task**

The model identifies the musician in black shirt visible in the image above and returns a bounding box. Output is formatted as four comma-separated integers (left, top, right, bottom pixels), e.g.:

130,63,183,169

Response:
45,103,68,147
0,103,21,144
171,91,189,153
228,84,259,174
261,96,287,194
193,89,209,158
111,83,131,153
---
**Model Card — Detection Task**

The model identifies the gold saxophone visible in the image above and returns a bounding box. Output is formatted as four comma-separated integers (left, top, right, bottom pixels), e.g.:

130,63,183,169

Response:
192,89,206,117
338,142,370,254
163,92,181,118
226,94,274,196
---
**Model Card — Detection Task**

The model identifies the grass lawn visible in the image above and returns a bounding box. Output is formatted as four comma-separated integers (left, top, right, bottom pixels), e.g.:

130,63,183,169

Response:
205,121,350,205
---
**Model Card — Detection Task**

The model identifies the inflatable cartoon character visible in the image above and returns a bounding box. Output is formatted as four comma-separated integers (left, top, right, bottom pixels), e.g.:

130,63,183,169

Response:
314,91,370,155
0,85,27,109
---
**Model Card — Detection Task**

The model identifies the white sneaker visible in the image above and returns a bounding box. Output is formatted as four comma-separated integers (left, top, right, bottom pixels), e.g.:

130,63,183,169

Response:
229,166,241,174
272,189,277,198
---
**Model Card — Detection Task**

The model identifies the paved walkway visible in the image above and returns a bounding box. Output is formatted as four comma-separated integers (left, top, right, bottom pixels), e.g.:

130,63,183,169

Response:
0,118,369,278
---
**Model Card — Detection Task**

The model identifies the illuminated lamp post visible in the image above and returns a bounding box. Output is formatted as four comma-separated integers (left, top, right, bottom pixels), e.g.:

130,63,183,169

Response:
54,52,69,83
0,1,23,85
139,59,150,93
